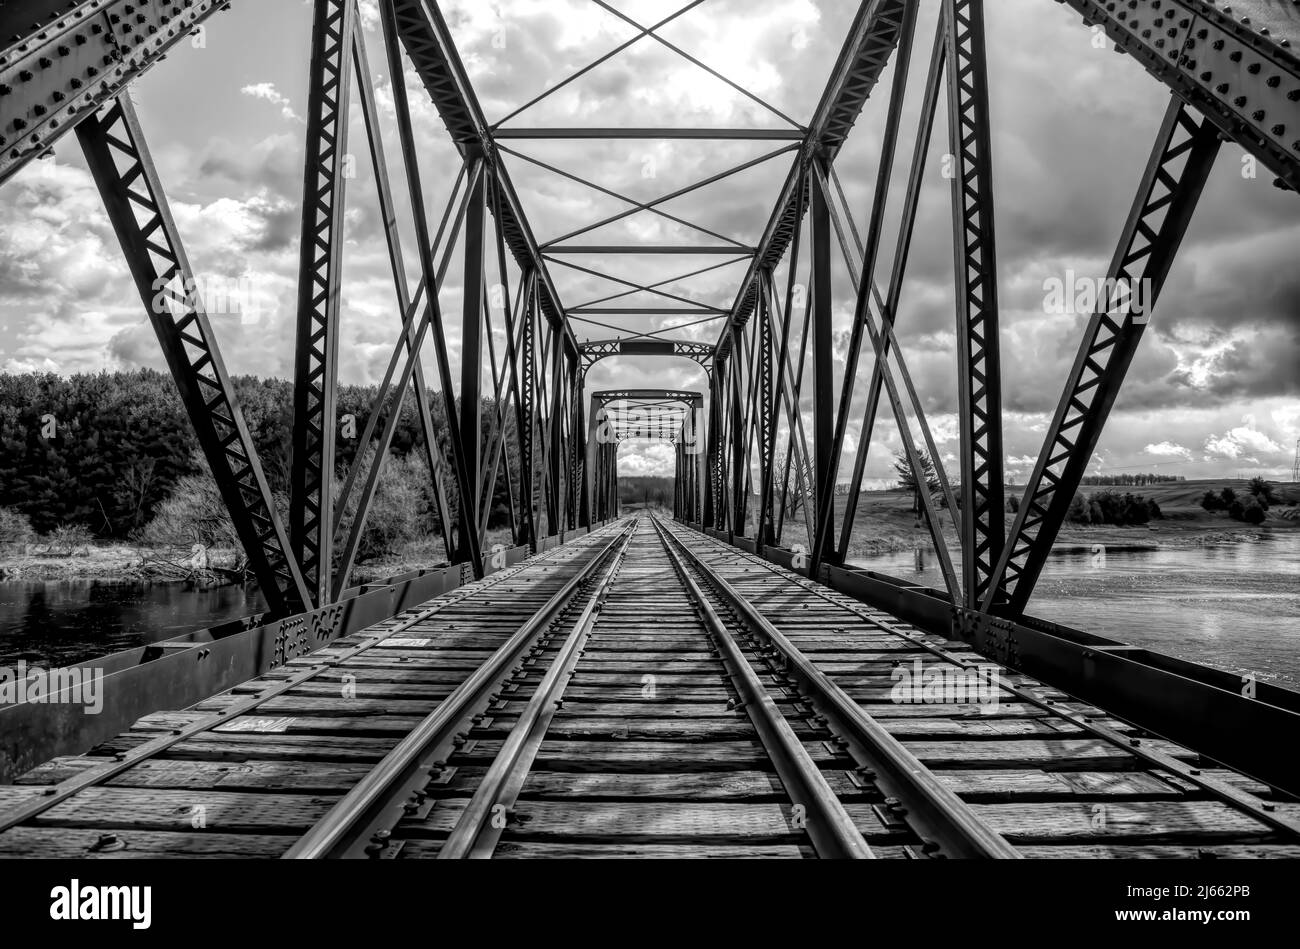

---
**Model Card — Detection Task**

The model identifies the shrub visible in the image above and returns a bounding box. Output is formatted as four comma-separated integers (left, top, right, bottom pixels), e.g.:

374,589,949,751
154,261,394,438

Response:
1242,502,1266,525
44,523,94,554
333,452,436,562
1200,490,1220,512
1228,500,1245,521
0,506,36,548
1066,494,1088,523
1219,487,1237,508
137,458,238,549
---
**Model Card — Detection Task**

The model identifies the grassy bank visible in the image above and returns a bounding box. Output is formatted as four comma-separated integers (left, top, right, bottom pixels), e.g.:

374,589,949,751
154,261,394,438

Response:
769,478,1299,560
0,544,247,582
0,527,519,586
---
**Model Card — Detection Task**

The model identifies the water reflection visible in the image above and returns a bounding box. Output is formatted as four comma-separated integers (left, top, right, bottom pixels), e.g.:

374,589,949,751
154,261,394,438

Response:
0,580,266,668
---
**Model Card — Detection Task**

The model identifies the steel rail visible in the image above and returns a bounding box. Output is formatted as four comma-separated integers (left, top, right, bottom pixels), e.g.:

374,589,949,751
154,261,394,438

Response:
284,520,637,858
650,519,874,859
0,530,609,836
438,522,639,858
705,530,1300,842
656,517,1021,859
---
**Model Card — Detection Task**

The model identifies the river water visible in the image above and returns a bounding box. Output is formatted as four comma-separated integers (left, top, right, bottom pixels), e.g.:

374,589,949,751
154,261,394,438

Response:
851,533,1300,689
0,581,265,668
1,538,1296,690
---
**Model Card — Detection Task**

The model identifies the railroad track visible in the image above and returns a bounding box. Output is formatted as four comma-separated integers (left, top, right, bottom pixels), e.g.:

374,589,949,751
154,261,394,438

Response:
2,515,1298,858
0,523,633,857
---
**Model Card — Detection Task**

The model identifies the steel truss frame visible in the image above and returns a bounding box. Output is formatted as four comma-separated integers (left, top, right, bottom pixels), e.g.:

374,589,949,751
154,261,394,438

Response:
36,0,595,614
4,0,1294,665
695,0,1285,645
584,389,703,523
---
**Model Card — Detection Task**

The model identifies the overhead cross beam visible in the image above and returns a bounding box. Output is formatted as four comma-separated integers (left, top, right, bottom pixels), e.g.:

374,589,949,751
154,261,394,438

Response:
1057,0,1299,193
0,0,230,186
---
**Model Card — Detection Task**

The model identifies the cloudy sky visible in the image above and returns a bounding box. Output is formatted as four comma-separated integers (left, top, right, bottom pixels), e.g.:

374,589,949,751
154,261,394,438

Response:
0,0,1296,485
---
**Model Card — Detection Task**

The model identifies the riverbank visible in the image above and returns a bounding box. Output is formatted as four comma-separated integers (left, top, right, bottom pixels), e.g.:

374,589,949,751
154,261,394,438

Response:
0,544,247,581
3,478,1295,581
839,524,1295,559
0,530,514,585
787,481,1300,560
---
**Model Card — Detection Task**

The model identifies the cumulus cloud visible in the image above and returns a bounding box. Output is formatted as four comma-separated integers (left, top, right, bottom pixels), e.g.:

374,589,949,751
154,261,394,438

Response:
618,440,677,476
1203,424,1283,461
1144,441,1192,461
240,82,304,122
2,0,1298,486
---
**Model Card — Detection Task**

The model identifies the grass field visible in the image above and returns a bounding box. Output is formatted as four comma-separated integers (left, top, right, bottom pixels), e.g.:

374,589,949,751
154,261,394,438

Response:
758,478,1299,560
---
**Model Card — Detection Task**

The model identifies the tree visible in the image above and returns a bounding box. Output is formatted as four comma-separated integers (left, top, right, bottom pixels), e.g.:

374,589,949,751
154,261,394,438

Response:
0,507,35,549
1247,476,1275,508
893,450,939,514
1201,490,1221,512
1219,486,1237,508
1066,494,1088,523
772,449,816,517
1124,497,1150,525
1242,501,1266,525
1228,499,1245,521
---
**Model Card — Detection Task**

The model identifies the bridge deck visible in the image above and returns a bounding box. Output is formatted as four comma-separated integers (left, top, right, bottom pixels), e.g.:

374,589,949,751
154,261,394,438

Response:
1,517,1296,859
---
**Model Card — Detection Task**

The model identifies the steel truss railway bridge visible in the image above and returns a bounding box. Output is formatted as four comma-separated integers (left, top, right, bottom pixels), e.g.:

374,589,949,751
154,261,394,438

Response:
0,0,1298,858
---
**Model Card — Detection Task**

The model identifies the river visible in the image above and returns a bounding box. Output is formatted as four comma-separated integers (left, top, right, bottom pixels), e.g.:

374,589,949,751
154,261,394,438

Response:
1,538,1297,690
0,581,265,668
851,533,1300,689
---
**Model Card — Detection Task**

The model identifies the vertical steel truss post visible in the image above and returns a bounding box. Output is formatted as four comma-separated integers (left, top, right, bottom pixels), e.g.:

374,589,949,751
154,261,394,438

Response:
810,166,835,563
986,97,1222,615
676,442,686,519
476,259,523,544
755,274,775,548
943,0,1005,608
729,323,747,536
546,319,565,535
703,363,722,528
458,156,486,562
583,393,599,527
534,313,557,535
76,97,310,615
290,0,357,607
758,186,803,546
693,397,705,523
520,271,538,550
568,348,582,530
379,0,483,577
